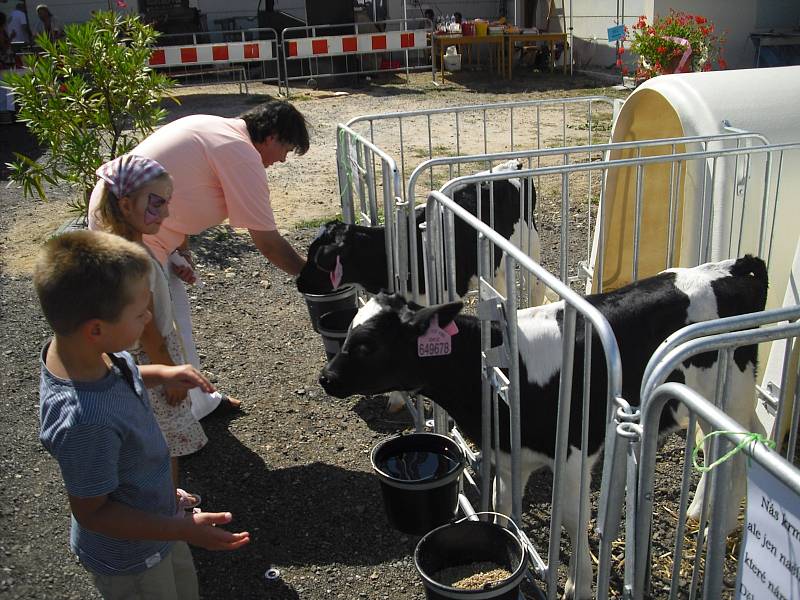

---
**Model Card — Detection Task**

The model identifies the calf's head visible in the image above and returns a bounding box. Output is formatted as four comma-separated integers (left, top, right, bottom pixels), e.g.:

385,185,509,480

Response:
319,292,463,398
296,221,353,294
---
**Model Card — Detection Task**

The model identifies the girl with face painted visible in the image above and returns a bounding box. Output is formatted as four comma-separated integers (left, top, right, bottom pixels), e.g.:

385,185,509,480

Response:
93,154,207,512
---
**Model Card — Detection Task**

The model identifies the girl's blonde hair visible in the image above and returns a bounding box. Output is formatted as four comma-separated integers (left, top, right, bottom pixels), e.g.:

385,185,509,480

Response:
93,173,171,240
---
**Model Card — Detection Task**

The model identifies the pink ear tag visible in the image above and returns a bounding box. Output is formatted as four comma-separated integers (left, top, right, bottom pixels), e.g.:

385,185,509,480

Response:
418,315,458,358
330,255,343,289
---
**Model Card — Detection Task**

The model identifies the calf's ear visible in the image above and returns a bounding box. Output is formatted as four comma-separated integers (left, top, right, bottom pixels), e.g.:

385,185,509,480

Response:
314,243,339,270
316,237,352,270
407,301,463,333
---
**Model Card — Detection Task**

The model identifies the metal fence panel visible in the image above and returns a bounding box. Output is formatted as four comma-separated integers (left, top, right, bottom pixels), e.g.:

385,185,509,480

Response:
150,28,282,91
282,19,432,96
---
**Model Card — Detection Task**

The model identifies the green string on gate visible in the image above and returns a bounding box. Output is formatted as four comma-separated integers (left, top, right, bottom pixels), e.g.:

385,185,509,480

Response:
692,430,776,473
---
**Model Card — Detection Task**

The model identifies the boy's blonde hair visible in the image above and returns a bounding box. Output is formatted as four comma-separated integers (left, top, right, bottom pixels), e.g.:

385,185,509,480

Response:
34,230,151,335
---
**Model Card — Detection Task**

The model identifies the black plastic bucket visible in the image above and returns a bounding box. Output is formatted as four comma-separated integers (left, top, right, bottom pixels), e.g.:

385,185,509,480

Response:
303,285,358,333
414,519,527,599
370,433,466,536
318,308,358,361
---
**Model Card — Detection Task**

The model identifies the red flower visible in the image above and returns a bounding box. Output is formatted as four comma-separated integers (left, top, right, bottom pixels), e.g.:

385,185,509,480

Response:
616,58,622,67
695,15,707,24
617,46,625,55
718,58,727,69
657,45,666,54
621,66,629,75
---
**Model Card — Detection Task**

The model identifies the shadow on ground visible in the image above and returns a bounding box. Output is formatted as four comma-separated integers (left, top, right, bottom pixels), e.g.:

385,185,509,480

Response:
184,417,416,597
352,395,415,434
1,122,43,181
192,225,257,268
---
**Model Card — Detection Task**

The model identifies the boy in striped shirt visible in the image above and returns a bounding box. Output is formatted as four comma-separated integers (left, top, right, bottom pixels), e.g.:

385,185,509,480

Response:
35,231,250,599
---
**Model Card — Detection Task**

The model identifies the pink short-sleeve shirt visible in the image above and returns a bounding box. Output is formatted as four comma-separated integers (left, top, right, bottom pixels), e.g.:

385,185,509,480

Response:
88,114,276,264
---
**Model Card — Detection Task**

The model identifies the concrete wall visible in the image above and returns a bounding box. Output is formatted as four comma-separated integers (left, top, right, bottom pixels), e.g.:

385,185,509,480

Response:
566,0,649,69
656,0,757,71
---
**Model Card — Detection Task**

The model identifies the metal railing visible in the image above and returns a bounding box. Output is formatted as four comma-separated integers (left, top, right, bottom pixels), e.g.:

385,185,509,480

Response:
634,376,800,599
150,27,282,91
281,18,432,96
424,188,624,600
335,100,800,597
338,96,620,305
345,96,618,200
409,131,770,304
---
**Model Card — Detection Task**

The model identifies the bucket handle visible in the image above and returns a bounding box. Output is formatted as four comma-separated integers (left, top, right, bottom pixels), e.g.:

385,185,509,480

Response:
455,511,531,549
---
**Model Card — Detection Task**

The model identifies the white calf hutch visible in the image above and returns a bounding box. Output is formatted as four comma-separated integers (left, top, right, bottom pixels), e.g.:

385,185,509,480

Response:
328,67,800,599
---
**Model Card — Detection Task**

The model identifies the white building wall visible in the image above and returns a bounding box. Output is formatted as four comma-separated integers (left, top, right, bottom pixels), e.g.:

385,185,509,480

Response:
655,0,757,71
567,0,800,71
565,0,649,69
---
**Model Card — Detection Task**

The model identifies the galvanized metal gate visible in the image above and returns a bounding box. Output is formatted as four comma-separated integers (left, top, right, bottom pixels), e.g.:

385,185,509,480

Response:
424,141,800,598
628,307,800,599
335,96,800,598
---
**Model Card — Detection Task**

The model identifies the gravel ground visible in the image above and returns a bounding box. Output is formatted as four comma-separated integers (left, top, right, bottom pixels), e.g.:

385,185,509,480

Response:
0,69,738,599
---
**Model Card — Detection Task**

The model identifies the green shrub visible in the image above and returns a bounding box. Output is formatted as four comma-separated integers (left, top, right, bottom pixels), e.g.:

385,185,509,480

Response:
2,11,175,218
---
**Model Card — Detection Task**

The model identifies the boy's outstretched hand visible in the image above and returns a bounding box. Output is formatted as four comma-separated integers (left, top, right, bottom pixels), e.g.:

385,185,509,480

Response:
139,364,215,394
183,511,250,551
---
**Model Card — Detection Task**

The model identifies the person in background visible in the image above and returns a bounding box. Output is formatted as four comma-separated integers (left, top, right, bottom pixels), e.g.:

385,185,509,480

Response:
35,230,249,600
88,98,310,421
7,2,31,45
32,3,62,42
453,12,462,24
0,12,15,67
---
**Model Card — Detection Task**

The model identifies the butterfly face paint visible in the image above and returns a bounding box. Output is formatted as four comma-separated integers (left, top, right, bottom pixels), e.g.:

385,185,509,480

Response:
144,193,169,225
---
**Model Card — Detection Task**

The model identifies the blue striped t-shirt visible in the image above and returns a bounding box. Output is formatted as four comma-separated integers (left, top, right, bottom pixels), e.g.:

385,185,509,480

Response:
39,344,176,576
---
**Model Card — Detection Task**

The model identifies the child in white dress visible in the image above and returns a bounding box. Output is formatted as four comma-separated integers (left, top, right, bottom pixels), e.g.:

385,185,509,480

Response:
92,155,207,506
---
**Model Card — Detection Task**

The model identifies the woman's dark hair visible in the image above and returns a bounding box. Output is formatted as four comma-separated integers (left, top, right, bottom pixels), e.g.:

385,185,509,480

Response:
240,98,310,155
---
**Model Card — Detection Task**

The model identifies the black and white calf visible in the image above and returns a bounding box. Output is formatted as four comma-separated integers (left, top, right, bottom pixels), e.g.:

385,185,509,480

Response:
319,256,768,599
296,160,540,302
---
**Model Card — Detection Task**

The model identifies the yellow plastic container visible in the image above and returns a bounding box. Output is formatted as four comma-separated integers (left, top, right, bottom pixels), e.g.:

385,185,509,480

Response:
474,20,488,36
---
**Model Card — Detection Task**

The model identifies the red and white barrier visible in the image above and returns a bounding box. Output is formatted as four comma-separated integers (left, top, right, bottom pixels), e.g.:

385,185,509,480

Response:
149,40,273,68
285,29,428,59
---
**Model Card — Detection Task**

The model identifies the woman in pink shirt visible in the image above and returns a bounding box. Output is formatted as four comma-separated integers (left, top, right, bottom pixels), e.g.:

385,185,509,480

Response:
89,99,310,419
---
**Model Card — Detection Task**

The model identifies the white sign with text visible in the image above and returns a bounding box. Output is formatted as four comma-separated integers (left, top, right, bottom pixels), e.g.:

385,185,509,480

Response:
736,460,800,600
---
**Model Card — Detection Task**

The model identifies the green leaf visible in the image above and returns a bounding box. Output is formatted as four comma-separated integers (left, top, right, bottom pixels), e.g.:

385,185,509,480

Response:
8,11,174,219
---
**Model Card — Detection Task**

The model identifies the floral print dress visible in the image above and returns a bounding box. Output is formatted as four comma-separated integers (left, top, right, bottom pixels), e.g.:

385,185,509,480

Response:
133,253,208,457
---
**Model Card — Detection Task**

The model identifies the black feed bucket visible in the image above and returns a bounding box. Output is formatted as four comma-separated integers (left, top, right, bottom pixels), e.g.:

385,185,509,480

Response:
303,285,358,333
318,308,358,361
370,433,466,536
414,519,527,600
